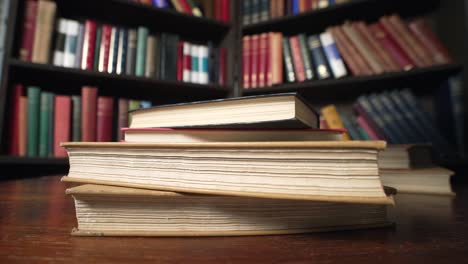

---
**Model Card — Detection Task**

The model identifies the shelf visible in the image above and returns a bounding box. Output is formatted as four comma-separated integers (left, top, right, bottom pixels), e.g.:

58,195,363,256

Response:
8,59,229,103
242,0,440,35
0,156,69,166
242,64,462,102
54,0,231,43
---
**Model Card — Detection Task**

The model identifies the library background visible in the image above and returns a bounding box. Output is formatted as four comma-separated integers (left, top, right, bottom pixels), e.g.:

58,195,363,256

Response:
0,0,467,262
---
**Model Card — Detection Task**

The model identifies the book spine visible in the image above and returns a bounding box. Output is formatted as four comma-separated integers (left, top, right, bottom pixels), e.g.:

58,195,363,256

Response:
250,35,259,87
243,0,251,25
126,29,137,75
292,0,299,14
38,91,51,157
242,36,251,88
221,0,230,22
218,47,226,85
341,115,362,140
355,96,387,140
289,36,306,82
251,0,260,24
71,95,82,142
328,26,362,76
298,34,314,80
81,86,98,142
153,0,169,8
183,42,192,82
259,0,269,22
270,32,283,86
164,34,179,81
81,20,97,70
176,41,184,81
27,86,40,156
258,33,268,87
369,23,415,71
448,76,465,156
135,27,148,76
93,25,102,71
63,20,80,68
19,0,37,61
190,44,199,83
367,94,404,144
53,96,71,157
116,28,128,75
47,93,54,157
319,31,347,78
31,1,56,64
107,26,119,74
307,35,331,80
282,36,296,82
98,24,112,72
97,97,114,142
320,105,350,140
74,23,85,68
52,18,67,67
117,98,129,140
9,84,23,155
145,35,156,78
356,115,380,140
19,96,28,156
199,45,209,84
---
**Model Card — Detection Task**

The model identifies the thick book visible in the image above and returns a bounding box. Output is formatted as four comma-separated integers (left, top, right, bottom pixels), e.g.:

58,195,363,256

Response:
160,33,179,81
54,96,71,157
81,86,98,142
61,140,391,203
145,35,156,78
27,86,41,156
381,167,454,196
378,144,433,169
122,128,345,143
298,34,314,80
250,35,260,87
96,97,113,142
307,35,331,80
129,93,319,129
66,184,393,236
135,27,148,76
258,33,268,87
19,0,37,61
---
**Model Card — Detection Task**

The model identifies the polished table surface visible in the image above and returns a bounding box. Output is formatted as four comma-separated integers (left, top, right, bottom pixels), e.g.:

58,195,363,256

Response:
0,175,467,263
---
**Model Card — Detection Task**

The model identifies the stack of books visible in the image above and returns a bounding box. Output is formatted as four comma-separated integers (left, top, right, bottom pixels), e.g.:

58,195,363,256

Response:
62,93,395,236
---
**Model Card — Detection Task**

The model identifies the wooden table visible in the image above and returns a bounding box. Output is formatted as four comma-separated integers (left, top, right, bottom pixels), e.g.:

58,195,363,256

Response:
1,175,467,263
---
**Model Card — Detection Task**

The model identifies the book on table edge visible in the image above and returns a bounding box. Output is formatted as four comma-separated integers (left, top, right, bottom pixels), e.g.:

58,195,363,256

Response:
66,184,396,237
60,140,391,204
378,144,434,169
128,93,320,129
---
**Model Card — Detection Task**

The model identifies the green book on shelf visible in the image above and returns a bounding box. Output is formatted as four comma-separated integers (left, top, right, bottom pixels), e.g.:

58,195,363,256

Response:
72,95,82,142
48,93,55,157
27,86,41,157
93,25,102,71
38,92,52,157
136,27,149,76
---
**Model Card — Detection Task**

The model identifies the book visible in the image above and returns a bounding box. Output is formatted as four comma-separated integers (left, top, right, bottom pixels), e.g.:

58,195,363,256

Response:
31,0,56,64
19,0,37,61
92,25,102,71
282,36,296,82
63,20,80,68
267,32,283,86
145,35,157,78
320,105,350,140
380,167,454,196
81,20,97,70
289,36,306,82
116,28,128,75
117,99,129,140
329,26,368,76
71,96,82,142
81,86,98,142
298,34,314,80
378,144,433,169
98,24,112,72
307,35,331,80
66,184,393,236
122,128,346,143
125,29,137,75
96,97,114,142
62,140,391,203
319,31,347,78
52,18,67,66
9,84,23,155
27,86,40,156
258,33,268,87
19,96,28,156
242,36,251,88
54,96,71,157
129,93,319,129
74,23,85,69
38,91,52,157
107,26,119,74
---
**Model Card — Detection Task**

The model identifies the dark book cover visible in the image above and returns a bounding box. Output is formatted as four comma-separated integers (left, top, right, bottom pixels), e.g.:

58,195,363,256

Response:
93,25,102,71
307,35,331,80
126,29,137,75
27,86,41,156
282,36,296,83
298,34,314,80
81,86,98,142
97,97,114,142
72,95,82,142
38,91,52,157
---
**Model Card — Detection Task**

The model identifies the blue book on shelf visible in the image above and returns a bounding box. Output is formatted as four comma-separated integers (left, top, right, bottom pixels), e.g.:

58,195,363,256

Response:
369,94,407,144
153,0,169,8
357,95,397,143
307,35,331,80
292,0,299,14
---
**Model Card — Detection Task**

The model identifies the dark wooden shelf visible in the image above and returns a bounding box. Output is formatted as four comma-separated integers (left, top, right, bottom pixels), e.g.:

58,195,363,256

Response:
0,156,68,165
242,64,462,101
54,0,231,43
242,0,440,35
8,59,229,103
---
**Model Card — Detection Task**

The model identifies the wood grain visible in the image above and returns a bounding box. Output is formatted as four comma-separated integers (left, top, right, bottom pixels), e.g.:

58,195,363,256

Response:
1,175,467,263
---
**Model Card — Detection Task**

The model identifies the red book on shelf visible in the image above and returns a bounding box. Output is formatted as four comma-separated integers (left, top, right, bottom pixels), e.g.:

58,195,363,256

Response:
117,98,129,141
368,23,415,71
354,103,386,140
221,0,230,22
182,42,191,82
98,24,113,72
81,86,98,142
97,97,113,142
258,33,268,87
289,36,306,82
250,35,259,88
218,48,227,86
178,0,194,14
19,0,38,61
333,26,373,75
54,96,71,157
265,33,272,86
408,18,453,64
215,0,222,21
356,115,380,140
242,36,251,89
176,41,184,81
9,84,24,155
81,20,97,70
19,96,28,156
268,32,283,86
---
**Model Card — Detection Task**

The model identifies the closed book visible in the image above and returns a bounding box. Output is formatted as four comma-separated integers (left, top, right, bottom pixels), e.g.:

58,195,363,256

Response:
71,96,82,142
145,35,157,78
74,23,85,68
126,29,137,75
368,23,414,71
19,0,37,61
258,33,268,87
31,0,56,64
289,36,306,82
176,41,184,81
190,44,199,83
356,115,380,140
408,18,453,64
19,97,28,156
27,86,41,156
97,24,112,72
52,18,67,66
307,35,331,80
93,25,102,71
107,27,120,74
259,0,269,21
63,20,80,68
355,96,387,141
282,36,296,82
62,140,391,204
250,35,259,87
54,96,71,157
328,26,364,76
129,93,319,129
117,99,129,140
38,92,52,157
298,34,314,80
9,84,23,155
242,36,251,88
116,28,128,75
161,34,179,81
182,42,192,82
267,32,283,86
81,86,98,142
198,45,209,84
97,97,113,142
341,24,384,74
319,31,347,78
218,48,227,85
135,27,148,76
320,105,350,140
269,0,276,18
242,0,251,25
67,184,392,236
80,20,97,70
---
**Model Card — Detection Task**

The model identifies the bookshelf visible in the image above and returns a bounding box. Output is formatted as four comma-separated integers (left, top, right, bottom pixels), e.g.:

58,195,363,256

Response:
0,0,236,166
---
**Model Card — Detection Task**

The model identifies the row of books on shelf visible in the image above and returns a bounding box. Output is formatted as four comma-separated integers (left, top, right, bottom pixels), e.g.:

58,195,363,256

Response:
19,0,226,85
242,14,452,88
8,84,150,158
242,0,351,25
131,0,230,21
319,85,464,158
